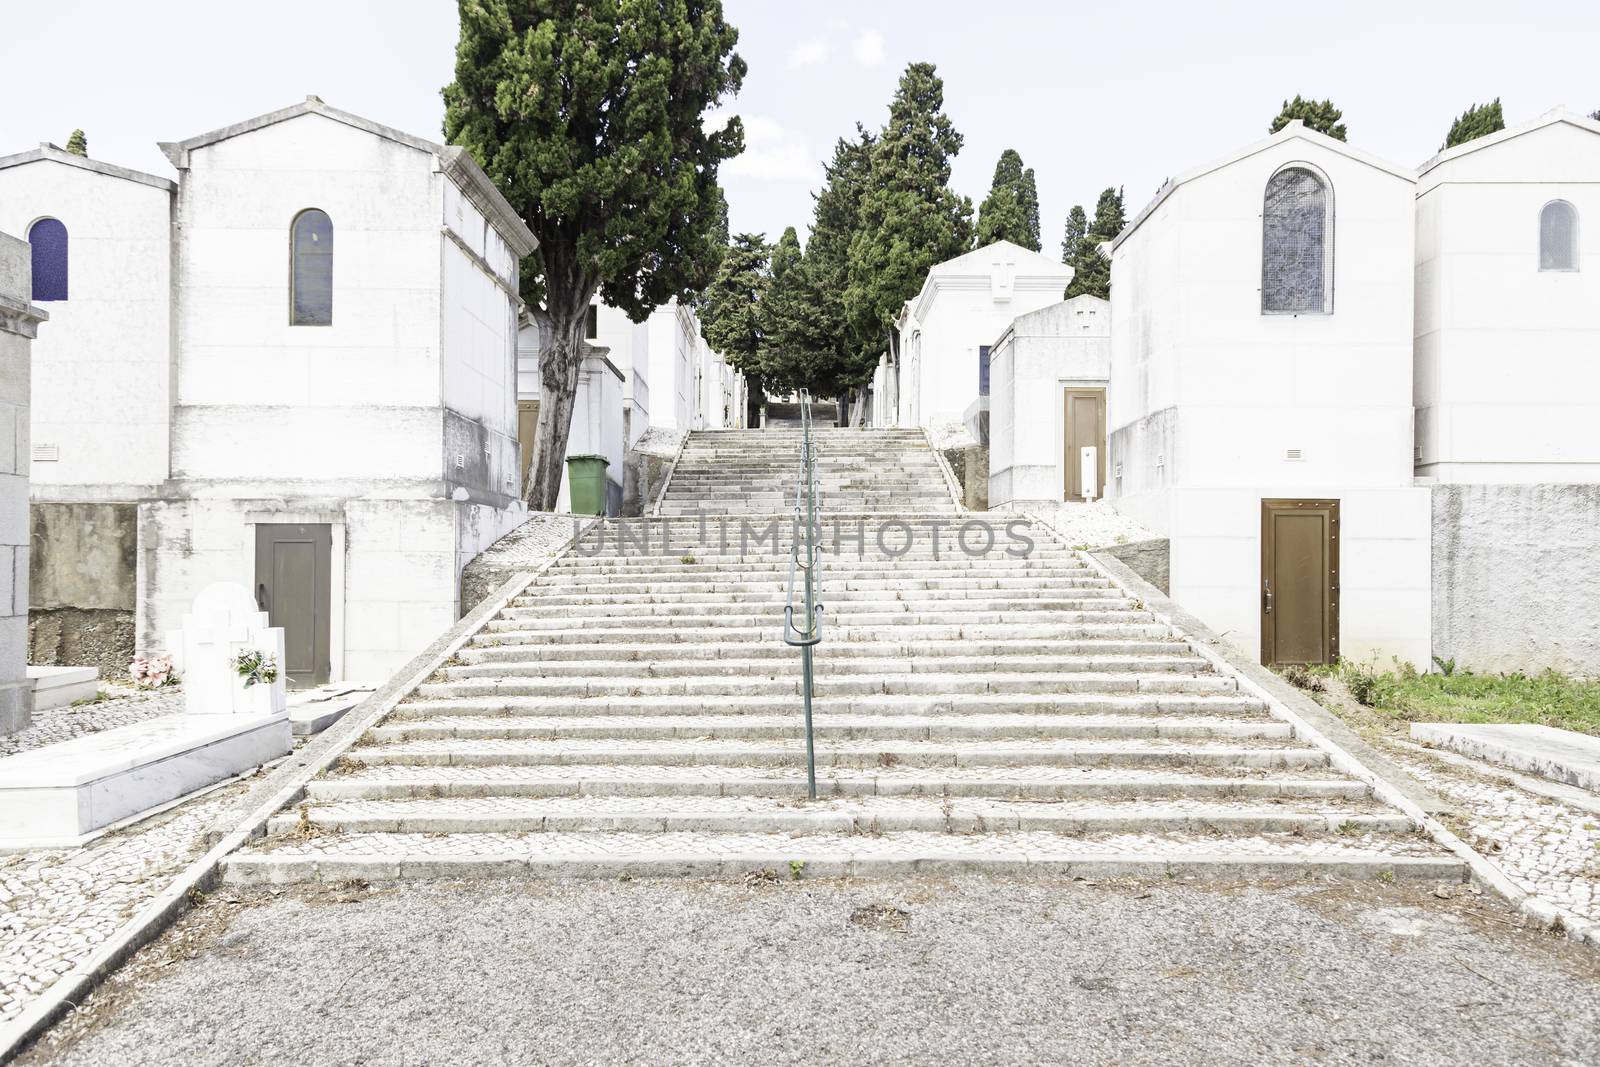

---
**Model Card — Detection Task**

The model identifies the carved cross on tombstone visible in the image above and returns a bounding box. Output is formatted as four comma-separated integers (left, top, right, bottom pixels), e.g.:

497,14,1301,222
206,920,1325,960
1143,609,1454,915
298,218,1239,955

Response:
168,582,288,718
990,252,1017,302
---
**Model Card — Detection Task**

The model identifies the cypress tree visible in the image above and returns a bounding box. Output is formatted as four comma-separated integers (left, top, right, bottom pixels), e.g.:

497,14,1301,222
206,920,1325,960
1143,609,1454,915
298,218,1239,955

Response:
1442,99,1505,149
700,233,771,421
443,0,745,508
844,62,973,355
1269,96,1347,141
64,129,87,156
975,148,1041,251
1065,187,1124,300
1060,205,1087,266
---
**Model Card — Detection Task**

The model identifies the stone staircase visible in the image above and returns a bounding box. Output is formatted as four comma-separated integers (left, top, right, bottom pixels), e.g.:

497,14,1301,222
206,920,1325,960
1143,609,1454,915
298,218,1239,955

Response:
223,428,1463,885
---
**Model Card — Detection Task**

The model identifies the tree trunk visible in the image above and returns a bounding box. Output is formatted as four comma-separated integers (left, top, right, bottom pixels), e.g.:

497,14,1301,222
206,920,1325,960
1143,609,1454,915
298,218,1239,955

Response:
523,306,588,512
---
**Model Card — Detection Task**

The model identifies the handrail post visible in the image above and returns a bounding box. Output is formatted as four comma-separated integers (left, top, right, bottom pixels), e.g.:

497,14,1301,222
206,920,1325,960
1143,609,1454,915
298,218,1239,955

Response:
782,389,822,802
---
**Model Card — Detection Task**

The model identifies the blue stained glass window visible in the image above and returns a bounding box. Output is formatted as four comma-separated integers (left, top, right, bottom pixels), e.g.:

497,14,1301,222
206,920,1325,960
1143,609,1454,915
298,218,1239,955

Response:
28,218,68,301
978,345,991,397
291,209,333,325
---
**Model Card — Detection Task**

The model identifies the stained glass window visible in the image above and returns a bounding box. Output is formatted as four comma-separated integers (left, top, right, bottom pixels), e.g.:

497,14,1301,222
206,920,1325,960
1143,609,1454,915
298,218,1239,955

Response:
28,218,68,302
1262,167,1330,314
1540,201,1577,271
291,209,333,325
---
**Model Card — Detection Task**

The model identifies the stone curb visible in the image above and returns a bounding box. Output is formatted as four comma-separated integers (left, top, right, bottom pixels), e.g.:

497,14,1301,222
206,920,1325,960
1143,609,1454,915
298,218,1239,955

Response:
1069,534,1600,950
0,537,585,1063
920,426,968,512
648,429,691,517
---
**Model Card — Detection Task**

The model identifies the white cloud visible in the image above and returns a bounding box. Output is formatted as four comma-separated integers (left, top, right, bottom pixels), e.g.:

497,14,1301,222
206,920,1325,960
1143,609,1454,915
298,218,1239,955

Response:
786,38,830,69
710,113,818,185
851,28,886,68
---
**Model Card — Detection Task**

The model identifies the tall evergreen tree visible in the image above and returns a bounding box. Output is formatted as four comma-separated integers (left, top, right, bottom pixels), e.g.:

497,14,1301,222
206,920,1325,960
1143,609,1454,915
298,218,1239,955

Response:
700,232,771,423
844,62,973,356
1065,187,1124,299
1060,204,1088,265
975,148,1041,250
1442,99,1505,149
1269,96,1347,141
64,129,87,156
442,0,745,509
759,226,813,396
1589,109,1599,122
761,128,878,399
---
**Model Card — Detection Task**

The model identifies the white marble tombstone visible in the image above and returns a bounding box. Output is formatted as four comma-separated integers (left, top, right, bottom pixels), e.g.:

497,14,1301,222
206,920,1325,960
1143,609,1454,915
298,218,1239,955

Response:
168,582,288,718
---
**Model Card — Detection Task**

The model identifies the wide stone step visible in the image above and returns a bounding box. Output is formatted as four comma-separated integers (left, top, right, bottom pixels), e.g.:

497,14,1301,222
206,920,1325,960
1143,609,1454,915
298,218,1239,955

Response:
305,763,1372,802
519,588,1132,608
445,653,1210,678
497,596,1142,618
388,692,1265,720
417,671,1238,699
343,737,1323,770
525,575,1117,595
456,639,1195,664
368,713,1285,744
483,609,1156,633
471,623,1180,645
266,794,1410,837
222,829,1463,885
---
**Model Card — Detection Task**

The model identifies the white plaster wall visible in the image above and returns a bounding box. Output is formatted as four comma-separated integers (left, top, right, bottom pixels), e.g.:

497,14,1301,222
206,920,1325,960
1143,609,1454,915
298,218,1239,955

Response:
0,160,172,492
1107,131,1428,665
989,296,1111,506
554,352,625,512
1415,121,1600,483
172,113,444,483
900,242,1073,430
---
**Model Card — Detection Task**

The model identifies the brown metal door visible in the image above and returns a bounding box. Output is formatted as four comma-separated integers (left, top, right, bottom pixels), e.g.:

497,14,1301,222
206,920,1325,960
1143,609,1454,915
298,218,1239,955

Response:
1260,499,1339,666
1062,388,1107,500
254,523,332,688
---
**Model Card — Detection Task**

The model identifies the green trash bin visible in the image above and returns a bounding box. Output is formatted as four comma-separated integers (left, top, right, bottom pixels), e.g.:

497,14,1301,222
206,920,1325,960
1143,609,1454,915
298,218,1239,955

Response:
566,454,609,516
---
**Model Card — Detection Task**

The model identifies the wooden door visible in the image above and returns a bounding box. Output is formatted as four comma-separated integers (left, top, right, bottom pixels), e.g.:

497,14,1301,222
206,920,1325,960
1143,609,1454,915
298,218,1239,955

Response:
254,523,332,688
1260,499,1339,666
1062,388,1107,501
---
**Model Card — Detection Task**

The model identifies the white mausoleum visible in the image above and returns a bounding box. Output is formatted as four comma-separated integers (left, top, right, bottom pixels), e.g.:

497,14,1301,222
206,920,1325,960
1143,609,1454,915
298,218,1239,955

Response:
1107,120,1431,668
987,294,1111,506
883,240,1073,431
0,98,537,684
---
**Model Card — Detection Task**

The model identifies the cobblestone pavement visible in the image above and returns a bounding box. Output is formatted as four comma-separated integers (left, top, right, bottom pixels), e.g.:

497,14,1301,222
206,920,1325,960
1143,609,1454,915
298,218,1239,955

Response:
0,687,182,758
0,685,271,1027
1386,743,1600,924
0,783,249,1025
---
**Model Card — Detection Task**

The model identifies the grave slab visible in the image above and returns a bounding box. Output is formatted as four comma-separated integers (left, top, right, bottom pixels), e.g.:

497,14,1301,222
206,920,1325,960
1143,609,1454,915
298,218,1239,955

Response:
28,665,99,710
1411,722,1600,794
0,712,291,847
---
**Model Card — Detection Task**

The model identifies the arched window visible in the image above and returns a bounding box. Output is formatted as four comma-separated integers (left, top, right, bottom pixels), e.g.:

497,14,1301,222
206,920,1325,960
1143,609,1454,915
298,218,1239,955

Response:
1540,201,1578,271
290,209,333,325
1262,165,1332,314
28,218,68,302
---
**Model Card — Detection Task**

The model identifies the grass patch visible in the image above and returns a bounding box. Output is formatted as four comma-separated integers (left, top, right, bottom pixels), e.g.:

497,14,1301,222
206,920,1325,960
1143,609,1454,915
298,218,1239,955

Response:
1317,658,1600,736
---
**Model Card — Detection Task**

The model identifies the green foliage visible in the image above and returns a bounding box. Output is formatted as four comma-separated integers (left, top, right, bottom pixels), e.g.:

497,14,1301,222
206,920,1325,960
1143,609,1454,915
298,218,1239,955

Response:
442,0,745,507
1330,659,1600,735
699,232,770,379
759,225,828,395
64,129,87,157
1442,99,1504,149
1591,109,1600,122
1064,186,1124,299
844,62,973,355
1269,95,1347,141
975,148,1041,251
1060,204,1087,265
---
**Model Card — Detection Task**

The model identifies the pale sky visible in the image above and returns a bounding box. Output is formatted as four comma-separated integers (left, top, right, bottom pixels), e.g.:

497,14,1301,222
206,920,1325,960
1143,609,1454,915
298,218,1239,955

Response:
4,0,1598,256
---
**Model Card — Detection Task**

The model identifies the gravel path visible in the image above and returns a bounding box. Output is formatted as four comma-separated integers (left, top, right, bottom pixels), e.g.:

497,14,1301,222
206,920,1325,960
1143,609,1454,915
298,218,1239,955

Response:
18,876,1600,1066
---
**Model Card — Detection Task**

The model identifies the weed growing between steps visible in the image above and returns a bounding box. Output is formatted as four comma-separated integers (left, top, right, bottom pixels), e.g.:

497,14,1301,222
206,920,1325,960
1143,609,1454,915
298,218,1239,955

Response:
1291,659,1600,736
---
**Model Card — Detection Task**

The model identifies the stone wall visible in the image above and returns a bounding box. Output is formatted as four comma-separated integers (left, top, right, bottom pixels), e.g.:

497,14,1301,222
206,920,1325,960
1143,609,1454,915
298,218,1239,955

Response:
0,232,47,735
27,502,138,677
1432,484,1600,676
1100,538,1170,596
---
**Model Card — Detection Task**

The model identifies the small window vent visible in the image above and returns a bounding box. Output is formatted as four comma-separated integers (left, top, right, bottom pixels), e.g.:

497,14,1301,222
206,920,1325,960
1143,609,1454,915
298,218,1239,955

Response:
32,443,59,462
1285,448,1305,462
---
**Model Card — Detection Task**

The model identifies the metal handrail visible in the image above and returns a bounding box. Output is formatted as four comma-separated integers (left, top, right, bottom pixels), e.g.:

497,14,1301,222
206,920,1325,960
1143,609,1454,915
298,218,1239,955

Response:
781,389,824,800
